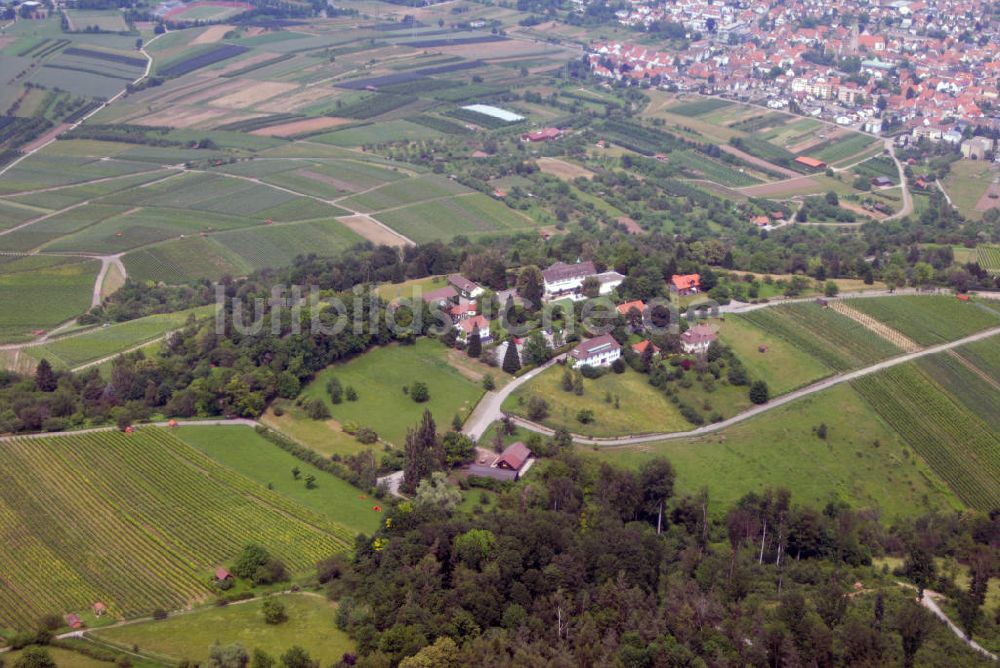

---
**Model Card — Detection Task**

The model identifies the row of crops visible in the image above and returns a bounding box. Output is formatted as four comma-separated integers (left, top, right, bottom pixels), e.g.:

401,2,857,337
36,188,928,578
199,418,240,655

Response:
844,295,1000,346
852,364,1000,511
0,429,354,629
957,334,1000,383
740,302,902,371
978,246,1000,275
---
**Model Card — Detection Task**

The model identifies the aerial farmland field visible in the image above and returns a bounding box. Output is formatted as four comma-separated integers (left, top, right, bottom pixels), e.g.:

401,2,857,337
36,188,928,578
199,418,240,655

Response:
740,302,902,371
374,192,536,242
0,257,99,342
0,428,353,630
853,364,1000,511
845,295,1000,345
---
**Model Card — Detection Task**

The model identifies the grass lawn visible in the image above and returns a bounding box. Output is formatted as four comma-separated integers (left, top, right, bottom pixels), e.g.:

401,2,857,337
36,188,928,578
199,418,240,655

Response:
90,593,353,665
942,159,993,220
0,646,126,668
299,339,484,446
503,365,690,437
176,425,381,536
261,400,374,458
718,316,831,395
375,274,448,301
582,383,963,519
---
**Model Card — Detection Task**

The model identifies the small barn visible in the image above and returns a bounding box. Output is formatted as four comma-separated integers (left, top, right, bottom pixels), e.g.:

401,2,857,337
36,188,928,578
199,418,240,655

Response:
794,156,827,171
215,567,233,582
93,602,107,617
66,614,83,629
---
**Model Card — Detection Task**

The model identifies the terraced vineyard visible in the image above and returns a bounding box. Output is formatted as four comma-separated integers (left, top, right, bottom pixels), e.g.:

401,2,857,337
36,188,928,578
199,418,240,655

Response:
844,295,1000,345
957,333,1000,383
978,245,1000,274
917,353,1000,432
0,428,354,630
740,302,902,371
852,364,1000,511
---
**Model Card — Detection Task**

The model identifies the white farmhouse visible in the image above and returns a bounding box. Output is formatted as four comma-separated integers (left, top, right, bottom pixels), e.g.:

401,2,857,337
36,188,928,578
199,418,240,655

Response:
568,334,622,368
680,324,718,355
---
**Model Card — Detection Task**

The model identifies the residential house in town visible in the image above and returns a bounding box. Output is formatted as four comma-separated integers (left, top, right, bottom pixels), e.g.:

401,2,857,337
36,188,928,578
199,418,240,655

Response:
681,324,718,355
670,273,701,296
632,339,660,357
448,274,483,301
569,334,622,368
542,260,624,301
457,314,491,343
542,261,596,298
448,301,478,323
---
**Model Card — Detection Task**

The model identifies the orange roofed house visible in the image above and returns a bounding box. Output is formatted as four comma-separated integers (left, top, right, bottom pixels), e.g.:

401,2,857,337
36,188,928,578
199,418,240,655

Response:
794,156,826,171
670,274,701,296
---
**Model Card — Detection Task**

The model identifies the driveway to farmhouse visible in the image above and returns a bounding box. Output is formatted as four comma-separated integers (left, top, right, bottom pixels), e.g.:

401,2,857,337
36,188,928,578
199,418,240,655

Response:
463,354,565,441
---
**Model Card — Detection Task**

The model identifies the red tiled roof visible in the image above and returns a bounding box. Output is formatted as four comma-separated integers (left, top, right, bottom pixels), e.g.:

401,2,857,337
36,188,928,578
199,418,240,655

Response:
632,339,659,354
617,300,645,315
670,274,700,291
459,315,489,334
496,441,531,470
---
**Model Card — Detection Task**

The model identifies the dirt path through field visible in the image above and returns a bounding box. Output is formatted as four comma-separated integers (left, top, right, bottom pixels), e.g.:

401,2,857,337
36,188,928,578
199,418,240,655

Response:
828,301,921,352
337,214,409,247
719,144,799,178
948,350,1000,393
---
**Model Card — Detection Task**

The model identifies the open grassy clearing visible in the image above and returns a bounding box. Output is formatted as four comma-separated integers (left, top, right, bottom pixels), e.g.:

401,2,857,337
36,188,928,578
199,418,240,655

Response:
941,159,993,220
740,302,902,371
717,315,831,395
26,306,214,370
91,593,352,666
503,365,691,437
585,383,961,519
852,363,1000,511
299,339,483,447
0,429,353,630
0,258,99,342
261,401,375,458
375,193,535,243
176,425,380,535
845,295,1000,345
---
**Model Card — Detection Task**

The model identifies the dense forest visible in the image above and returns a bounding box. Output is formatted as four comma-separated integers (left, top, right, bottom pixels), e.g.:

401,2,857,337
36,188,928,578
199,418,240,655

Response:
320,441,999,667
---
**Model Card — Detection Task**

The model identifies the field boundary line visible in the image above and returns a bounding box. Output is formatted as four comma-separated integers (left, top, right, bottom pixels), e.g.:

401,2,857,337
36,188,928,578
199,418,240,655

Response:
828,300,921,352
947,350,1000,393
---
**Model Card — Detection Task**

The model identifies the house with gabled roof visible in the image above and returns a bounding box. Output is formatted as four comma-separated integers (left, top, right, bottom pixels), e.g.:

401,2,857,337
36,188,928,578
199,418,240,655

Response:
448,274,483,301
569,334,622,368
670,274,701,296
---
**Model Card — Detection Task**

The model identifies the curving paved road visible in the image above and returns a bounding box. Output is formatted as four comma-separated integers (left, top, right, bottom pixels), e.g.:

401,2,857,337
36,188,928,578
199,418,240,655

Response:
883,139,913,222
469,323,1000,447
